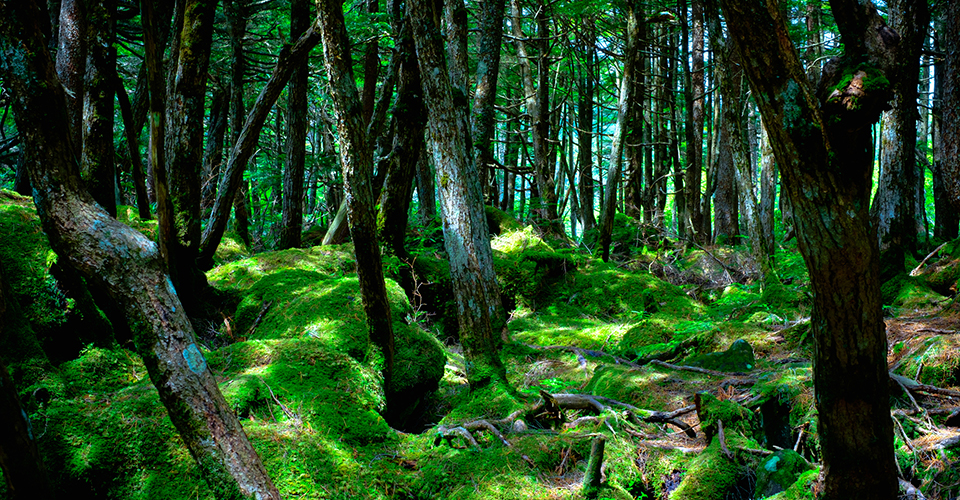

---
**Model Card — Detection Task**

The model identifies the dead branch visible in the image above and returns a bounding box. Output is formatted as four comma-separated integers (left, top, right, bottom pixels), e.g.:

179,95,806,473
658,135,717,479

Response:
737,446,773,456
891,372,960,399
717,420,733,459
534,393,697,438
910,242,949,277
648,359,753,378
899,478,926,500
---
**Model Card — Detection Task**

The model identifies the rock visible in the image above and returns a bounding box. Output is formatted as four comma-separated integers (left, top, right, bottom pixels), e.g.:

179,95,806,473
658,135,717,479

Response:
754,449,814,498
685,339,756,372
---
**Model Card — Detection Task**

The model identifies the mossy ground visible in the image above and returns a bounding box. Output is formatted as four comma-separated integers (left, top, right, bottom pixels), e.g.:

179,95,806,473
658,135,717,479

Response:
5,204,960,499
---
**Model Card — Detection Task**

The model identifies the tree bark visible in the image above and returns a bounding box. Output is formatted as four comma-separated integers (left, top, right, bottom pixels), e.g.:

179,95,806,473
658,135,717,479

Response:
81,0,116,217
226,0,250,247
932,12,958,241
409,0,508,389
719,1,898,498
199,25,323,268
681,0,705,243
279,0,311,250
939,1,960,214
201,82,228,217
872,0,928,277
0,358,54,500
0,2,280,497
472,0,506,205
598,1,640,261
316,0,396,396
55,0,85,158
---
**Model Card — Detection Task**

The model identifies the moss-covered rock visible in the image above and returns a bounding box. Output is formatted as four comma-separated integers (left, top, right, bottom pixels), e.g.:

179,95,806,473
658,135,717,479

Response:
765,468,819,500
695,392,759,443
669,434,758,500
685,339,756,373
754,449,814,498
882,273,945,309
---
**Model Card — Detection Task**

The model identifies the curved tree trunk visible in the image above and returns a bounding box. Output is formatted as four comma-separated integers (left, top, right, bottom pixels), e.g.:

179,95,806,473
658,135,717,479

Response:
0,2,280,497
409,0,507,389
719,1,899,498
316,0,396,397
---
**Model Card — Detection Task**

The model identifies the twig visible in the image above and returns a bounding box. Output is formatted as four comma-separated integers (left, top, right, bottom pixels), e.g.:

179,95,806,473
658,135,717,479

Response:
910,242,949,276
247,301,273,338
917,328,956,335
717,420,733,459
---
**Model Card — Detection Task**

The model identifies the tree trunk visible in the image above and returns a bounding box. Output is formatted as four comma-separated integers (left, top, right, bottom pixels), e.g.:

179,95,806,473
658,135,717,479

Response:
759,124,776,256
201,83,228,218
81,0,116,217
872,0,928,277
409,0,507,389
415,147,437,224
56,0,85,158
932,12,959,241
939,1,960,215
226,0,250,247
719,1,898,498
113,65,152,220
0,358,54,500
598,1,640,262
361,0,379,125
164,0,216,306
279,0,311,250
316,0,396,397
577,17,597,231
681,0,705,243
0,2,281,497
199,25,322,268
472,0,506,205
712,27,740,244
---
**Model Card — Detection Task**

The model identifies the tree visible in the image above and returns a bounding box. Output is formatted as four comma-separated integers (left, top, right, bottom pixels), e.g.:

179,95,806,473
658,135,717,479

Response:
719,1,899,497
278,0,311,250
872,0,929,277
472,0,507,204
315,0,396,397
409,0,508,388
0,1,280,497
0,267,53,500
577,17,597,232
940,0,960,217
80,0,117,216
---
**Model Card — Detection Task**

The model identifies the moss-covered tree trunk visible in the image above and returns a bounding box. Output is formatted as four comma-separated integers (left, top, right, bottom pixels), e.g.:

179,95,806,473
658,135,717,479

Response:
315,0,396,396
0,2,280,497
409,0,508,389
0,358,53,500
719,1,898,498
163,0,217,306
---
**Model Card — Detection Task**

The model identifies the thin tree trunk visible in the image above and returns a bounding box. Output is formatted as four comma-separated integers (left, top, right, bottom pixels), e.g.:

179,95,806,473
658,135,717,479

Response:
316,0,396,397
415,147,437,223
577,17,597,231
201,83,228,218
279,0,311,250
113,64,152,219
361,0,379,124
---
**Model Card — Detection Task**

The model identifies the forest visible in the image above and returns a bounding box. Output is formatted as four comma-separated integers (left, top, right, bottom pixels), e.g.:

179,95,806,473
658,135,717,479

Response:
0,0,959,498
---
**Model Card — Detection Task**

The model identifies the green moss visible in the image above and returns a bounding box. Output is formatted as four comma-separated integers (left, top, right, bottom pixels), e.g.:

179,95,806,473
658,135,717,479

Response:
882,273,943,309
684,339,756,373
754,449,814,498
582,364,677,410
696,392,759,443
115,205,158,241
669,434,758,500
206,244,358,293
765,468,820,500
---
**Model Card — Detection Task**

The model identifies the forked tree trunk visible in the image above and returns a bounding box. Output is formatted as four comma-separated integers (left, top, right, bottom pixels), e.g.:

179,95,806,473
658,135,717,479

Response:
0,2,280,497
409,0,508,389
719,1,899,498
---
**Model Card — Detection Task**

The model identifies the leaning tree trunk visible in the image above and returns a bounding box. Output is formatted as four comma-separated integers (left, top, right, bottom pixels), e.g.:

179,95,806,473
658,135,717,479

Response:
598,0,640,262
0,2,280,497
719,1,898,498
315,0,396,397
409,0,508,389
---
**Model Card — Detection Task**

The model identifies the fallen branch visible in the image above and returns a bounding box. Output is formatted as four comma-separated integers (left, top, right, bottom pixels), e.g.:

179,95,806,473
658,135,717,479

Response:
917,328,956,335
891,372,960,399
649,359,752,378
899,478,926,500
717,419,733,459
534,393,697,438
582,436,606,499
910,242,949,277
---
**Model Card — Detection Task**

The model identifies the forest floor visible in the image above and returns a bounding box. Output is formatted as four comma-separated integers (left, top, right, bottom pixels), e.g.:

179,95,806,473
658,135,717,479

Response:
2,191,960,500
